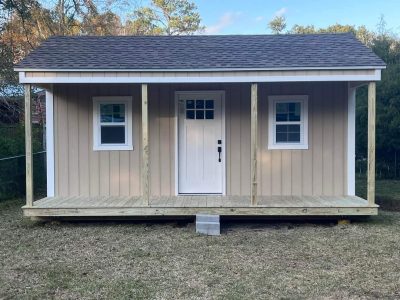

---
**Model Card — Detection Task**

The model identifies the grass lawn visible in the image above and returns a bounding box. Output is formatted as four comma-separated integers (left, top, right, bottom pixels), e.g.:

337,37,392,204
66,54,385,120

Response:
1,199,400,299
356,177,400,211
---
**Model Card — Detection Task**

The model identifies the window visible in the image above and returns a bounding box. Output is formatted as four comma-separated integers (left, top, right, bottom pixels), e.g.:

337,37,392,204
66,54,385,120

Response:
268,95,308,150
93,96,133,151
185,99,214,120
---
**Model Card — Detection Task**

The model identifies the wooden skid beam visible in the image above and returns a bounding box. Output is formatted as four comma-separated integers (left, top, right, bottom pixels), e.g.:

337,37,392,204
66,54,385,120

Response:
24,84,33,207
368,82,376,206
250,83,258,206
141,84,150,206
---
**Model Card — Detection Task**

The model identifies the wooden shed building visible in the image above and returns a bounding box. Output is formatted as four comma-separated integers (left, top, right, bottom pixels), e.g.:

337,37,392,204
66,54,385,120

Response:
15,33,385,218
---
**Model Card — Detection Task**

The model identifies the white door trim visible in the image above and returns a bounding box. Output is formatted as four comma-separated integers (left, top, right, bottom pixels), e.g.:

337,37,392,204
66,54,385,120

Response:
174,90,226,196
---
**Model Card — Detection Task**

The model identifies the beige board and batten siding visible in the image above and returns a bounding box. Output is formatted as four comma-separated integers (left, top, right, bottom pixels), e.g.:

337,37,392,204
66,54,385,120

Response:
53,82,348,197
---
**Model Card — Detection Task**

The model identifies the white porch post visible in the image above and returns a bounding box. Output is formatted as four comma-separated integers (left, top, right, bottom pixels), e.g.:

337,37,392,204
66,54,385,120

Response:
367,82,376,206
141,84,150,205
24,84,33,207
347,84,356,196
46,85,55,197
250,83,258,205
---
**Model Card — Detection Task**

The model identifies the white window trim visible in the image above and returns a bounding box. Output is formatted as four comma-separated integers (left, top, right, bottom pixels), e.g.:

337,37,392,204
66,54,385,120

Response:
268,95,309,150
93,96,133,151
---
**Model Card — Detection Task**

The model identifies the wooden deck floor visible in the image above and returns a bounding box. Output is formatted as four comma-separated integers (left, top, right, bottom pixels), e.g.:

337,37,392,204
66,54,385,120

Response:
23,195,378,217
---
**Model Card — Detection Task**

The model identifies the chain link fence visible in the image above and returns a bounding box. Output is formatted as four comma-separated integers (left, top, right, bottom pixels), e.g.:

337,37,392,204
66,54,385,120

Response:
0,151,47,201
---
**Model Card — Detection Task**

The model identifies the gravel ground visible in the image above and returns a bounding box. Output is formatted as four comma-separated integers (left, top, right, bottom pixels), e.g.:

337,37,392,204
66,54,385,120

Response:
1,199,400,300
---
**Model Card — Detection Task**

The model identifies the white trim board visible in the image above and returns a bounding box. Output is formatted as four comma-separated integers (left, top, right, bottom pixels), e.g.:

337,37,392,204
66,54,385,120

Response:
347,84,356,196
174,91,226,196
19,70,382,84
45,86,55,197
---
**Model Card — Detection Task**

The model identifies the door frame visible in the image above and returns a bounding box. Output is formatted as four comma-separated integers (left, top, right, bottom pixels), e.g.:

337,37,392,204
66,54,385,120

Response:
174,90,226,196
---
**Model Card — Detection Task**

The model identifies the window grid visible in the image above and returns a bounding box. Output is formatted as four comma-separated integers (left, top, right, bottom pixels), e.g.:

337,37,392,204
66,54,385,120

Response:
186,99,214,120
99,104,127,128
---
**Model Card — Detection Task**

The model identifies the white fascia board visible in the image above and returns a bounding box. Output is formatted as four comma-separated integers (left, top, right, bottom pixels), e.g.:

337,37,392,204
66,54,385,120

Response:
19,70,382,84
14,66,386,72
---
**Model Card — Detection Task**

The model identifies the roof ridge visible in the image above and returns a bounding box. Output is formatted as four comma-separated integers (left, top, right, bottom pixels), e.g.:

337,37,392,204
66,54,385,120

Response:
47,32,354,39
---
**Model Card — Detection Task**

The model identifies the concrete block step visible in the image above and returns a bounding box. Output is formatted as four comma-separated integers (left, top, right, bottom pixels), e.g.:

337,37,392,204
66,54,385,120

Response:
196,214,220,223
196,214,220,235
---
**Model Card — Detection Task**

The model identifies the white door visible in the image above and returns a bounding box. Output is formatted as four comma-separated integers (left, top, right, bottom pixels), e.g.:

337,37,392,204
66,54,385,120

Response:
177,92,224,194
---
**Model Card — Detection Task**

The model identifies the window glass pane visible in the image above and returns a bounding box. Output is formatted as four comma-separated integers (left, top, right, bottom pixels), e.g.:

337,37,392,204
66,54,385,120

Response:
113,104,125,122
101,126,125,144
205,100,214,109
196,100,204,109
276,103,288,113
205,110,214,119
100,103,125,123
101,114,113,122
288,124,300,133
186,110,195,119
276,133,287,142
100,104,113,122
276,124,301,143
276,125,288,133
186,100,194,109
288,132,300,142
289,112,300,122
276,113,288,122
196,110,204,119
288,102,301,121
100,104,113,115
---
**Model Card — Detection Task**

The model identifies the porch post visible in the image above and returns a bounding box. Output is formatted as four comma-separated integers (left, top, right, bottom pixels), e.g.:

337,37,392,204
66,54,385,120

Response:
250,83,258,206
367,82,376,206
24,84,33,207
141,84,150,206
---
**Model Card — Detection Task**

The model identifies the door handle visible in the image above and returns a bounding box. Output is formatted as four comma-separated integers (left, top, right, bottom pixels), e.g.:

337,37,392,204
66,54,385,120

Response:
218,146,222,162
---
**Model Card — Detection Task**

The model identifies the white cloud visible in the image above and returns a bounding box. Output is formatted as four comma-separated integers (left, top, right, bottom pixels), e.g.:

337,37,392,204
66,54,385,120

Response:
274,7,288,17
255,16,265,22
204,12,242,34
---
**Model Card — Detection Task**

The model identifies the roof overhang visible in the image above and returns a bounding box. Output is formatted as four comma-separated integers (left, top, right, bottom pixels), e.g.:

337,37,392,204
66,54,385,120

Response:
14,66,386,72
18,67,383,84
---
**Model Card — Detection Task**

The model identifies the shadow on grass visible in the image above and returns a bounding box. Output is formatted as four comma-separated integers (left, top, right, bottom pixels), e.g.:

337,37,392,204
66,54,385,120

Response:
376,197,400,212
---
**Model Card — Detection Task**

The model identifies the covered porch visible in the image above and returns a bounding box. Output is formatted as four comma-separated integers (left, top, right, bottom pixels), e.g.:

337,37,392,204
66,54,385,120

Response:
20,68,380,218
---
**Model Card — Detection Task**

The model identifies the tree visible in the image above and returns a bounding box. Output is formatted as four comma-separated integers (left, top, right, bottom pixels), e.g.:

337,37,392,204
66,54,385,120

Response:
126,0,203,35
290,23,375,46
268,15,286,34
81,9,123,35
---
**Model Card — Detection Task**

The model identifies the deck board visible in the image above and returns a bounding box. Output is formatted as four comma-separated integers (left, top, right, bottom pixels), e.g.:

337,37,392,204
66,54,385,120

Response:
24,195,378,217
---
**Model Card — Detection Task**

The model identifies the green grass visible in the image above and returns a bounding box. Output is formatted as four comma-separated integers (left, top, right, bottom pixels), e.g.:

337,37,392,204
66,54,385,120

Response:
356,176,400,211
1,199,400,299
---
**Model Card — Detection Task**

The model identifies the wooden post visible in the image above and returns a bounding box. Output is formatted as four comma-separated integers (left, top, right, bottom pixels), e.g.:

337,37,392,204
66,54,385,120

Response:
24,84,33,207
141,84,150,206
367,82,376,206
250,83,258,206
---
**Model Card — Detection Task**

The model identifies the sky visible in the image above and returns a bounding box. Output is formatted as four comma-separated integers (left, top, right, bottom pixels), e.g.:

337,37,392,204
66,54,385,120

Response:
194,0,400,35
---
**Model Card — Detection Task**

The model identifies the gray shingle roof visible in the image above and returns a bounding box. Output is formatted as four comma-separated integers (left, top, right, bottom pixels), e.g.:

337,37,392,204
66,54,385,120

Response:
15,33,385,70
